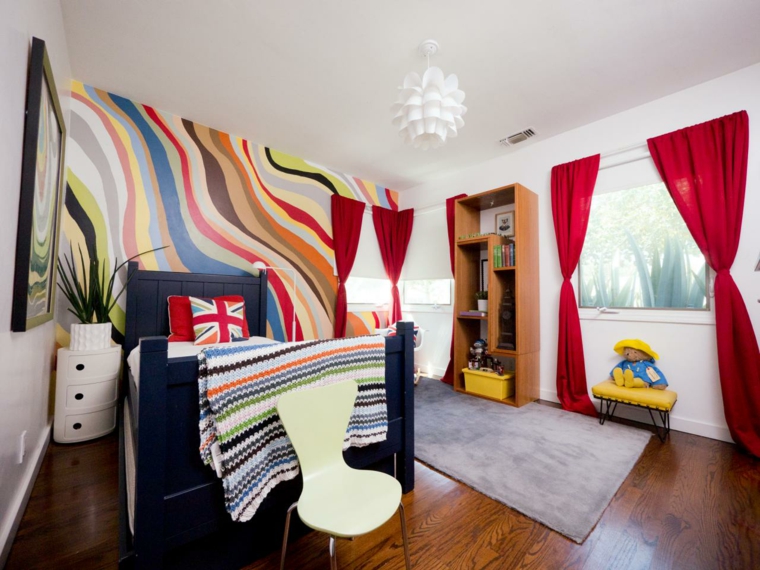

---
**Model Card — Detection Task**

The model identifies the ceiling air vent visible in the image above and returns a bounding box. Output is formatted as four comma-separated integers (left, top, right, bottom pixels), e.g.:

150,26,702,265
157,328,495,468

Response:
499,127,537,147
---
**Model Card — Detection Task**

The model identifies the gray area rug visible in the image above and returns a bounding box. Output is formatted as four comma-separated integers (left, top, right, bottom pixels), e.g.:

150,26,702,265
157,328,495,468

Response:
414,378,651,543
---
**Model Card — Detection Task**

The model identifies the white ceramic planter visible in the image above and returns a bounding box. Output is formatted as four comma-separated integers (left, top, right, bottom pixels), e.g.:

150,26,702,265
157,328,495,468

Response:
70,322,112,351
477,299,488,312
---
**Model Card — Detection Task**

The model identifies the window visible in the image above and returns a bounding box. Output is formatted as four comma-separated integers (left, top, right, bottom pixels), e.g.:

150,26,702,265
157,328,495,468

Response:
579,182,707,310
345,277,391,305
401,279,452,305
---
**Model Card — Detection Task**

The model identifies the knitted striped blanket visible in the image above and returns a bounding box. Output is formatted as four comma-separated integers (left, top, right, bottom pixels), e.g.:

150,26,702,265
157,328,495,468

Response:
198,335,388,522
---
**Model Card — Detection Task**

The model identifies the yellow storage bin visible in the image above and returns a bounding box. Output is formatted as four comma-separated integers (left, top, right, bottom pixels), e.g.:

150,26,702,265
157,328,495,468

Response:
462,368,515,400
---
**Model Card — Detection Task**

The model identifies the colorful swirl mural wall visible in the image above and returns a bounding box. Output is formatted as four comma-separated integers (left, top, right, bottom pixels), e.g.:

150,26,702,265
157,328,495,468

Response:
59,81,397,343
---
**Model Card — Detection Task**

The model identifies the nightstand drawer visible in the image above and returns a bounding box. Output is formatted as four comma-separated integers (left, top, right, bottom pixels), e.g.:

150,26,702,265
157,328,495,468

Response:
66,350,121,381
64,408,116,441
66,380,117,409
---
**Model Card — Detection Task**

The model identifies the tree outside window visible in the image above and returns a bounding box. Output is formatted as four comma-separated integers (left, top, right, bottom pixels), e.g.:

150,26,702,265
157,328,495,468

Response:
579,183,707,310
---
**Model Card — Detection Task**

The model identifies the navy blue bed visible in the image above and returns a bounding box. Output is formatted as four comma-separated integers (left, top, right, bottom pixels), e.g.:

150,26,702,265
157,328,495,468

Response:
118,262,415,569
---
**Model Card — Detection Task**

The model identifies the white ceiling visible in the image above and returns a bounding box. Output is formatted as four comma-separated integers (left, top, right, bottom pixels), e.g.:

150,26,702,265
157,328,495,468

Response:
60,0,760,191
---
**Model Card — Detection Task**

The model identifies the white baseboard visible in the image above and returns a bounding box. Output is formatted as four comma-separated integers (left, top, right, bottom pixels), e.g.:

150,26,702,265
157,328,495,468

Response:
538,389,733,444
0,422,51,568
540,389,561,403
415,362,447,379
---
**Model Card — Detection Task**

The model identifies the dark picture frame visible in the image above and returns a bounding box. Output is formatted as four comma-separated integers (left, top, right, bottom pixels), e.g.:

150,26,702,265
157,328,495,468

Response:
495,210,515,238
11,37,66,332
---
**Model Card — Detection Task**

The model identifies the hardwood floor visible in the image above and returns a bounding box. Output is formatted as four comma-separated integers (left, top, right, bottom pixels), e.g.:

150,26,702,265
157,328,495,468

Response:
6,419,759,569
6,432,119,570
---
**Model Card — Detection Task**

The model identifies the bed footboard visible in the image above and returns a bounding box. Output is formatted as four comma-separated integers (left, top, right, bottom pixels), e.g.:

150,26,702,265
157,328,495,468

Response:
119,323,415,570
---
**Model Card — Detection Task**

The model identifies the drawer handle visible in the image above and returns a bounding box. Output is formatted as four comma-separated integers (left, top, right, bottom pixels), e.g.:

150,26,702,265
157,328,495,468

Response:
75,393,84,400
76,364,85,371
73,423,82,430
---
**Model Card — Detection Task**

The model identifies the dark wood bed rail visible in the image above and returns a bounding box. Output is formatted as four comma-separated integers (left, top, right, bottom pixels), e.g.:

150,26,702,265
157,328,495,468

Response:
118,263,415,569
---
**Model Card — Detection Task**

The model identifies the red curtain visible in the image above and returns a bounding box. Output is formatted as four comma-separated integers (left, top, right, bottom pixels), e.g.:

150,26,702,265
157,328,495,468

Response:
331,195,365,338
441,193,467,385
372,206,414,324
648,111,760,456
551,155,600,417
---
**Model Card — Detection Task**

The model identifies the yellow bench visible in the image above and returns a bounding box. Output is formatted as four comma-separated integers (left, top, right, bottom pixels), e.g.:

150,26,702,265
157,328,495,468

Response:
591,379,678,441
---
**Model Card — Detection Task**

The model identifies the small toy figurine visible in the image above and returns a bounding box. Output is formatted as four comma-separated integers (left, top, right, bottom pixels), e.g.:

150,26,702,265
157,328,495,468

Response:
469,339,488,370
610,339,668,390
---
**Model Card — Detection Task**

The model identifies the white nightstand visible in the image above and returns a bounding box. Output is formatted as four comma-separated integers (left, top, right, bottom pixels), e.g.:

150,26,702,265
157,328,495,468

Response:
54,346,121,443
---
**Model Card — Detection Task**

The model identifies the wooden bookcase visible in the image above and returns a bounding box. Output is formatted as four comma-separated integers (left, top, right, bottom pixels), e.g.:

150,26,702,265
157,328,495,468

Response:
453,183,540,407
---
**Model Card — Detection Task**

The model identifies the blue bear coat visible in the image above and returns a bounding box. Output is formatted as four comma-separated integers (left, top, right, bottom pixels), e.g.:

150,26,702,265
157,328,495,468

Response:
610,358,668,387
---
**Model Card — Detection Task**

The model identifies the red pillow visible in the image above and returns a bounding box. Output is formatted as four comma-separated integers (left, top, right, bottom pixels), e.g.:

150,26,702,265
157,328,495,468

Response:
168,295,250,341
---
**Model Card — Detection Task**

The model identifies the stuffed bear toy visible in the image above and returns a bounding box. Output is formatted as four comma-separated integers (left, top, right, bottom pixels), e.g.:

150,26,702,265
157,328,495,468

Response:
610,339,668,390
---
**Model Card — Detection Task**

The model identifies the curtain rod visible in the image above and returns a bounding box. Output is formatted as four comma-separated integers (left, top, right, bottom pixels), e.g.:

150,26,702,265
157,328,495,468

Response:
598,141,650,171
393,142,652,211
598,153,651,171
600,141,648,159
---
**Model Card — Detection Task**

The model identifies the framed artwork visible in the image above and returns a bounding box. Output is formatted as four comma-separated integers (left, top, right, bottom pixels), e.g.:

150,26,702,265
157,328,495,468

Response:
495,211,515,238
480,259,488,291
11,38,66,332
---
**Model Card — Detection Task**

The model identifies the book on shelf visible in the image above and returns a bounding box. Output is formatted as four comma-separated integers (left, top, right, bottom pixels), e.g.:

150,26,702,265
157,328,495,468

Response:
493,243,516,268
501,243,515,267
460,310,487,317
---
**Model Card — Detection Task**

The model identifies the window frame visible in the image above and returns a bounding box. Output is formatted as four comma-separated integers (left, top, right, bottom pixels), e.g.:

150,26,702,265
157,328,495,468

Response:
400,279,453,307
577,179,711,321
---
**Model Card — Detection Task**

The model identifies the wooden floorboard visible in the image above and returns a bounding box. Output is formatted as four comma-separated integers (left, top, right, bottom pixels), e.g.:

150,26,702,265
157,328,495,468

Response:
5,413,759,569
6,432,119,570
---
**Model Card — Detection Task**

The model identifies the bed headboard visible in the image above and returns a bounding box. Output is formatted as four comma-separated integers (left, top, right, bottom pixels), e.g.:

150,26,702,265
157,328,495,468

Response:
123,261,268,357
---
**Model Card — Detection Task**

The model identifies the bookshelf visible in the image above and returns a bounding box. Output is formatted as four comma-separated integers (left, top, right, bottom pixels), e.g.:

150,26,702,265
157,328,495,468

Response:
453,183,540,407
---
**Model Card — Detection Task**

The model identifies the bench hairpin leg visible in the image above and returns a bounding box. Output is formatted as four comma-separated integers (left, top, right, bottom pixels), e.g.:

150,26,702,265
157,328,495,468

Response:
660,409,671,440
599,399,617,426
647,408,670,442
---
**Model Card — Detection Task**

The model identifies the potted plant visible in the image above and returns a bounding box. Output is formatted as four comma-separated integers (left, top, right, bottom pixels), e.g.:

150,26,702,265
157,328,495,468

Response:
475,290,488,312
57,245,165,351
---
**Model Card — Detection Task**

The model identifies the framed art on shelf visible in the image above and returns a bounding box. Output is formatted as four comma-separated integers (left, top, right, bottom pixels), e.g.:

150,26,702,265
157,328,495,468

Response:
495,211,515,238
11,37,66,332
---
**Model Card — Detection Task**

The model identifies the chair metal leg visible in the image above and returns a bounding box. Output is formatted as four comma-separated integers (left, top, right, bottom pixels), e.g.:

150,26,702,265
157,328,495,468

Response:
398,502,412,569
329,536,338,570
280,502,298,570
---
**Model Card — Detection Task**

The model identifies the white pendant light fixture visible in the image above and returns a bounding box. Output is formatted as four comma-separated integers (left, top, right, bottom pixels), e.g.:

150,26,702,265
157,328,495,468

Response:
391,39,467,150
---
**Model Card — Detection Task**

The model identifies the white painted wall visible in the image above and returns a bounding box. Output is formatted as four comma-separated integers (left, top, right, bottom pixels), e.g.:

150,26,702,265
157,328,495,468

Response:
400,63,760,443
0,0,71,563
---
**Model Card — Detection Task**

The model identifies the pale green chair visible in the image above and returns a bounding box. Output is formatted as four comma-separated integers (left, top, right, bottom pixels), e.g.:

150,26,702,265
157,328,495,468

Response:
277,380,412,570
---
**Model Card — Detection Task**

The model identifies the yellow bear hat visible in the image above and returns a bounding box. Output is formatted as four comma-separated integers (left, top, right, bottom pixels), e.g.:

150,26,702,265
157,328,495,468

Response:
613,339,659,361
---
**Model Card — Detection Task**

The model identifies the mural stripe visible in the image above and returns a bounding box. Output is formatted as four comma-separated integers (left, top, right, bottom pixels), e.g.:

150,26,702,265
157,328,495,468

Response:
60,82,398,343
265,147,338,194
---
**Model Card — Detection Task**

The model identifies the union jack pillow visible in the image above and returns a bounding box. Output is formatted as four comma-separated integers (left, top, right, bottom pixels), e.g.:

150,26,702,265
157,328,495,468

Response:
189,297,247,345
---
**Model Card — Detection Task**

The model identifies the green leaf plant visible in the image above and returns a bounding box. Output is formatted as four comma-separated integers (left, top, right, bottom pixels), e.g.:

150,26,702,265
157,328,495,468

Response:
581,233,705,310
57,245,168,324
